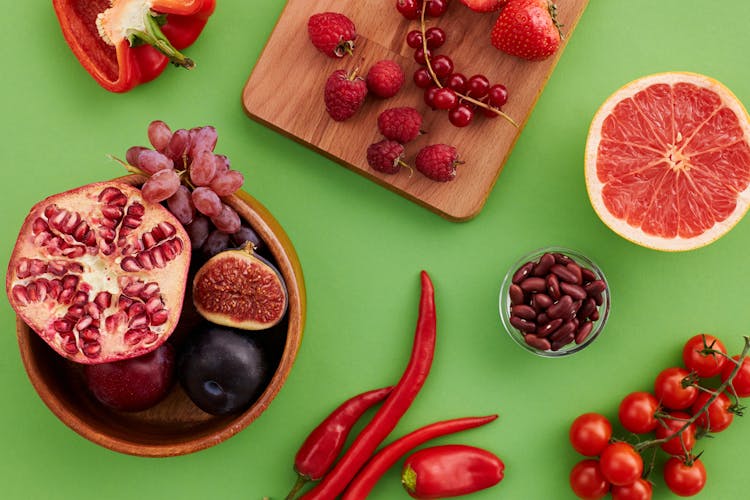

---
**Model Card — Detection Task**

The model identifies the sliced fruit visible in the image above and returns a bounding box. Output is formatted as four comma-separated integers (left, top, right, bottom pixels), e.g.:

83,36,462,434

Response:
6,181,191,363
585,72,750,251
192,242,288,330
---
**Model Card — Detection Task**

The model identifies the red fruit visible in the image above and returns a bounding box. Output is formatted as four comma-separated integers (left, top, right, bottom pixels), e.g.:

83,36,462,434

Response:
377,107,423,143
721,354,750,397
655,411,696,455
324,69,368,121
682,333,727,378
415,144,461,182
396,0,421,20
449,104,474,127
366,60,405,98
83,343,175,411
433,88,459,110
308,12,356,58
491,0,562,61
367,140,407,174
460,0,507,12
692,391,734,433
6,182,190,364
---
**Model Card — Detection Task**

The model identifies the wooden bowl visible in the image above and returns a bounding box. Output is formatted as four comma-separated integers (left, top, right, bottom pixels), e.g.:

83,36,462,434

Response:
15,175,306,457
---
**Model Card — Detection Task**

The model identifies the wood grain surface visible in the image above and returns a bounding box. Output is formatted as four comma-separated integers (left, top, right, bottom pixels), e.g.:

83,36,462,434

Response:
242,0,589,221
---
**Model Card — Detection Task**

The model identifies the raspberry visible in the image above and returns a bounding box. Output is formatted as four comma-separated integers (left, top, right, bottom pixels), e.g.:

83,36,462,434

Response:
377,107,423,144
324,69,368,121
367,140,407,175
308,12,356,58
366,60,405,98
415,144,461,182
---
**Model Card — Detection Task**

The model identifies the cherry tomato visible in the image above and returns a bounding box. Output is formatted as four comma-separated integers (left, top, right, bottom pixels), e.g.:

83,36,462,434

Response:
611,478,653,500
618,392,659,434
692,391,734,433
599,442,643,486
663,457,706,497
721,354,750,397
570,413,612,457
654,367,698,410
683,334,727,378
569,459,610,500
655,411,695,455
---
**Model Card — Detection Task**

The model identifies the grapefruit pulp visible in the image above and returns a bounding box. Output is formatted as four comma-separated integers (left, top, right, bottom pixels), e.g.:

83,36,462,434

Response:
585,72,750,251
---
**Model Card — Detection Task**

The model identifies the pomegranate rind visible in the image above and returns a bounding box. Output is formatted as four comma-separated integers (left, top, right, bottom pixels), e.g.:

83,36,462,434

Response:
585,72,750,251
6,181,191,364
192,247,288,330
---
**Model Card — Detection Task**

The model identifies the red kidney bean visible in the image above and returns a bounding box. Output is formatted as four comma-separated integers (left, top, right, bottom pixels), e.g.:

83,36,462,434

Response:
509,316,536,333
546,274,561,300
532,253,555,277
554,253,573,265
590,309,600,321
568,300,583,320
524,334,551,351
551,332,575,351
512,262,534,284
551,264,578,284
547,295,573,319
508,284,524,306
578,298,597,321
575,321,594,344
536,313,550,325
581,268,597,282
536,318,563,338
591,291,604,306
560,282,586,301
585,280,607,296
511,305,536,321
566,262,583,284
550,319,577,342
530,293,553,313
519,277,546,293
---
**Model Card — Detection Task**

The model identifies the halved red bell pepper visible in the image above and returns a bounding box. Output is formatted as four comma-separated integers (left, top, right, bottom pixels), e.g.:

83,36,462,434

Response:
52,0,216,93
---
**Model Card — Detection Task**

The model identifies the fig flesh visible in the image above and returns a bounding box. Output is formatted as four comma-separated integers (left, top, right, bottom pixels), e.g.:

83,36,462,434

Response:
192,242,288,330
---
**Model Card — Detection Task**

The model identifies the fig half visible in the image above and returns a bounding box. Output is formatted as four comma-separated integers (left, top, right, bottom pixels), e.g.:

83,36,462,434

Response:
192,242,288,330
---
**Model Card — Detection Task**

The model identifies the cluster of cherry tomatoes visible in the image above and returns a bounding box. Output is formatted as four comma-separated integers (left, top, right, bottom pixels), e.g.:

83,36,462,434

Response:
568,334,750,499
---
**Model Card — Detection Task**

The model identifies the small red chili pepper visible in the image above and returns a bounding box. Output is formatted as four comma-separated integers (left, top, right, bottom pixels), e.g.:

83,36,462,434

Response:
401,445,505,499
300,271,437,500
341,415,498,499
285,386,394,500
52,0,215,92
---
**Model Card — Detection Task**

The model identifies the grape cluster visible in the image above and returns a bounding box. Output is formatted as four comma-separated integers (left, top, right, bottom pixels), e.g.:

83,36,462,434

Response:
126,120,259,256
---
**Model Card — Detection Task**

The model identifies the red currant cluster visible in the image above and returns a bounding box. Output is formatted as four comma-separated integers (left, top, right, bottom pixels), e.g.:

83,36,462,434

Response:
397,0,515,128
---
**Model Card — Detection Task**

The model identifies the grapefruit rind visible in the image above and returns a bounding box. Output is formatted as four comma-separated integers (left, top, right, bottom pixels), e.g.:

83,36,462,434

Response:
584,72,750,251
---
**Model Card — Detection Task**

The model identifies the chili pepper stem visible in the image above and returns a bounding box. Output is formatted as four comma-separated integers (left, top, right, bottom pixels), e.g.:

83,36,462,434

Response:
285,475,308,500
129,12,195,69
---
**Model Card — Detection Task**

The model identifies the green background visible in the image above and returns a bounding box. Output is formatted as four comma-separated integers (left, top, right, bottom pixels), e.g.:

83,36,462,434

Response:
2,1,749,498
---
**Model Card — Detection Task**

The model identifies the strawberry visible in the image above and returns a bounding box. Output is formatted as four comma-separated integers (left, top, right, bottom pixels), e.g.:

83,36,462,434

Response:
367,140,407,174
415,144,461,182
308,12,356,58
459,0,507,13
490,0,563,61
324,69,368,121
366,60,405,98
377,107,423,144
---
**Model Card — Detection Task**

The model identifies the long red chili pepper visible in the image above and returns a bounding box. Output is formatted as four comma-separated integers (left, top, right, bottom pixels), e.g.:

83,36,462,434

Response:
286,386,394,500
401,444,505,499
300,271,437,500
52,0,215,92
341,415,498,499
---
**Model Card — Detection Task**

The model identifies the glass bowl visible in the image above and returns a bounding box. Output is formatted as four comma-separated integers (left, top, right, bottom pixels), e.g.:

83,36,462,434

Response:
499,247,610,357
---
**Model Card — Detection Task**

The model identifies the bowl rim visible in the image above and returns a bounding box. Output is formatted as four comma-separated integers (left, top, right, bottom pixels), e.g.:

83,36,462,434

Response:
498,246,610,358
15,175,307,457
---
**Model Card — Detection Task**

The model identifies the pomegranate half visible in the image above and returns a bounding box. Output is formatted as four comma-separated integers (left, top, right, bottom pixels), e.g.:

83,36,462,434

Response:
6,181,191,364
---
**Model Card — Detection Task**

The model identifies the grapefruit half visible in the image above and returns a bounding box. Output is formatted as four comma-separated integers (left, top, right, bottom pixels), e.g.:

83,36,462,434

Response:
585,72,750,251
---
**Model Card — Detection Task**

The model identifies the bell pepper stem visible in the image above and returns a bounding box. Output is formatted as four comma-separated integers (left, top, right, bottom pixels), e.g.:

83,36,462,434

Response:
129,12,195,69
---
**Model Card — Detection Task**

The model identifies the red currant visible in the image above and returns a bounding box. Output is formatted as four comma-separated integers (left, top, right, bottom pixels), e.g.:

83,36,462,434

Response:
396,0,421,20
445,73,467,94
425,27,446,49
488,84,509,107
413,67,434,88
424,86,440,109
482,106,500,119
431,55,454,79
414,48,431,66
406,30,423,49
449,104,474,127
466,74,490,98
432,88,458,110
426,0,449,17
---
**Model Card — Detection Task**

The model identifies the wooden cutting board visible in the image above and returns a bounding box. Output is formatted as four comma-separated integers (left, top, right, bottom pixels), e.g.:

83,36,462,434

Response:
242,0,589,221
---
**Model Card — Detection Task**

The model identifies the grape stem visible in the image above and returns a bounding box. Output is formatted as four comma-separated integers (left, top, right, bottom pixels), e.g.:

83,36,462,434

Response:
635,336,750,454
419,0,518,127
